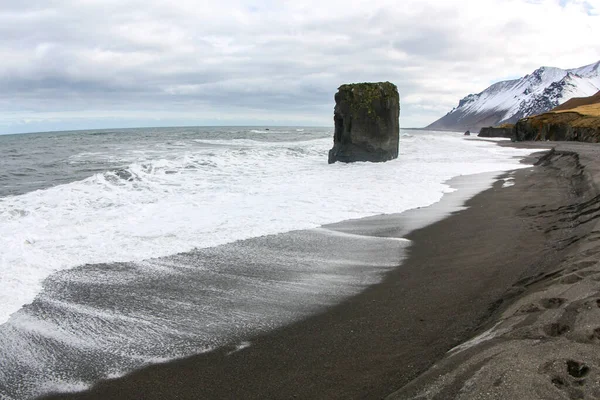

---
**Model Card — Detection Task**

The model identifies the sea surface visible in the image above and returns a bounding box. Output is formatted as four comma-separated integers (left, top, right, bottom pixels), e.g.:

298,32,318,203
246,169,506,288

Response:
0,126,536,398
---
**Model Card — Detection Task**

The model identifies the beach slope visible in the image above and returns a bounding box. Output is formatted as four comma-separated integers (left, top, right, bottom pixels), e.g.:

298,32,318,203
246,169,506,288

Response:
389,142,600,400
41,144,600,400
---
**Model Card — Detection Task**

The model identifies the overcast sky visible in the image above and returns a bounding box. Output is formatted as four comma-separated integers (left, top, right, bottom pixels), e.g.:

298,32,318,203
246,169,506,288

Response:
0,0,599,134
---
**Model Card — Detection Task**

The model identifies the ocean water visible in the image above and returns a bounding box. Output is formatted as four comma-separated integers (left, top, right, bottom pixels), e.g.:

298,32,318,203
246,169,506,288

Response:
0,126,536,398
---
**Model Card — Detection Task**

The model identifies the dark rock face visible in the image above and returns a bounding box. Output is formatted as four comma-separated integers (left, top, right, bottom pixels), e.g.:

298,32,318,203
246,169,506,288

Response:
328,82,400,163
478,126,514,138
514,113,600,143
464,130,471,136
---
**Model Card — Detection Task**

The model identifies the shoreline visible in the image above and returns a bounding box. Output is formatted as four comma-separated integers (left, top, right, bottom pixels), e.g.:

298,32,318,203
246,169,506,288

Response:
2,137,530,399
39,142,599,400
388,142,600,399
33,167,514,400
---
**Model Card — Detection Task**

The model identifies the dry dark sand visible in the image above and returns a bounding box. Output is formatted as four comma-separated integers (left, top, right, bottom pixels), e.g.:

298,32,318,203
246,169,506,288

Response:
42,143,600,400
388,143,600,400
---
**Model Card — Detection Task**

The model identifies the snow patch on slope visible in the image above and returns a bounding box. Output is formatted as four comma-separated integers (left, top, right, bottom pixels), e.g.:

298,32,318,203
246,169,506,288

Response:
428,60,600,131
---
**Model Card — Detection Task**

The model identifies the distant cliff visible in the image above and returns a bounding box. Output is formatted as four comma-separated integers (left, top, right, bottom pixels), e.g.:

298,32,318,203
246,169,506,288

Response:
478,125,514,138
427,60,600,132
514,91,600,142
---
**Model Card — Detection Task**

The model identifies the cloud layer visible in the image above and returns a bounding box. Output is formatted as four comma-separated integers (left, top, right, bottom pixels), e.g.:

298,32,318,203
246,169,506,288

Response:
1,0,599,133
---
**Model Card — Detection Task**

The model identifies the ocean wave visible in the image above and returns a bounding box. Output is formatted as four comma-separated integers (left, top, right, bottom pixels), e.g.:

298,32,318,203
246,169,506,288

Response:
0,130,543,398
0,132,538,328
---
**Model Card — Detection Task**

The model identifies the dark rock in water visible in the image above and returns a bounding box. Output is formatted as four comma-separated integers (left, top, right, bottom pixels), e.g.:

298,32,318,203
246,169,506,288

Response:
464,130,471,136
328,82,400,163
478,126,515,138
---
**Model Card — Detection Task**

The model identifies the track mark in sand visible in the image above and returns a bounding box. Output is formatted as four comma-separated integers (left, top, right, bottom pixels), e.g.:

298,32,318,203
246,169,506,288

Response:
588,328,600,341
575,270,600,278
514,268,564,287
517,303,542,314
493,376,503,387
582,298,600,309
567,360,590,378
580,248,600,259
551,376,566,388
571,260,599,270
541,297,567,309
585,230,600,243
554,236,584,250
547,360,590,400
546,322,570,337
560,274,584,284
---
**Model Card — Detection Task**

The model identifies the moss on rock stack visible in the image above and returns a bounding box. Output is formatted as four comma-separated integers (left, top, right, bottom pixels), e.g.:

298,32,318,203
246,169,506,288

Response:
328,82,400,163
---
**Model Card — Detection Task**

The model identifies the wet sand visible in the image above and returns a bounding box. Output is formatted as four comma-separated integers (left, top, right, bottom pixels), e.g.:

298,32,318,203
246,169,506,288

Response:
41,144,600,400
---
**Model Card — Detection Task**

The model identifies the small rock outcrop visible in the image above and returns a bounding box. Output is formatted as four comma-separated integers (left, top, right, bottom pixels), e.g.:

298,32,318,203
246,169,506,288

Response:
464,130,471,136
478,126,514,138
328,82,400,163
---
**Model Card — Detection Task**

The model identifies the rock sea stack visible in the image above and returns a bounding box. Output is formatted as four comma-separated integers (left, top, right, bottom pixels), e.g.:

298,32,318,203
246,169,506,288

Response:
328,82,400,164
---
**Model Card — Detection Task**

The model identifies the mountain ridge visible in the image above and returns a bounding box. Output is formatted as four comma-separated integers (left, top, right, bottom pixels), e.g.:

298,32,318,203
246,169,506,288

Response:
426,60,600,132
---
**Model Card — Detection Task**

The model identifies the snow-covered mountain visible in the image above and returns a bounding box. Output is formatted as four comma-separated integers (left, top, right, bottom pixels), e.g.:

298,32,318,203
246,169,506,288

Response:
426,60,600,132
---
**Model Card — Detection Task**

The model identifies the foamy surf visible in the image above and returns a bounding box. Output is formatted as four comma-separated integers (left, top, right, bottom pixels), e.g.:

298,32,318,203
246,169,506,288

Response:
0,131,536,325
0,225,411,398
0,127,540,398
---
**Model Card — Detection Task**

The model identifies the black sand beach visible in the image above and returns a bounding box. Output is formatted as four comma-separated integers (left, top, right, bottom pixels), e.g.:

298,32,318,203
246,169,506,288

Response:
41,143,600,400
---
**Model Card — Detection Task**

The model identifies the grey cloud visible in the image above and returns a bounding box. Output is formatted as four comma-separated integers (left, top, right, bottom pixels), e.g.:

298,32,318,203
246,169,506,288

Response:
0,0,598,134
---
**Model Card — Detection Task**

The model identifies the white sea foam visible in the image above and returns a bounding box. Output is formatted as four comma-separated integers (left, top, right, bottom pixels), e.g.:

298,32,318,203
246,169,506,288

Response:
502,177,515,188
0,131,537,324
227,341,251,355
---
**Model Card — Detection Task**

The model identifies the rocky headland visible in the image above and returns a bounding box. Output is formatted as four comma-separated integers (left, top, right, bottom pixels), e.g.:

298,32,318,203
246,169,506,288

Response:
514,91,600,142
328,82,400,163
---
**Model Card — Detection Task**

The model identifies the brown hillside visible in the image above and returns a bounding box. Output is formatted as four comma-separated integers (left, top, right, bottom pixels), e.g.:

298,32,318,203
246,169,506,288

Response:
514,108,600,142
552,90,600,111
514,91,600,142
555,103,600,118
530,111,600,129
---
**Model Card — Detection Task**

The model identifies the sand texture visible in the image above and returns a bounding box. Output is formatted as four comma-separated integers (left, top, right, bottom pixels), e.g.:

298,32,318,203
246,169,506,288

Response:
389,142,600,400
